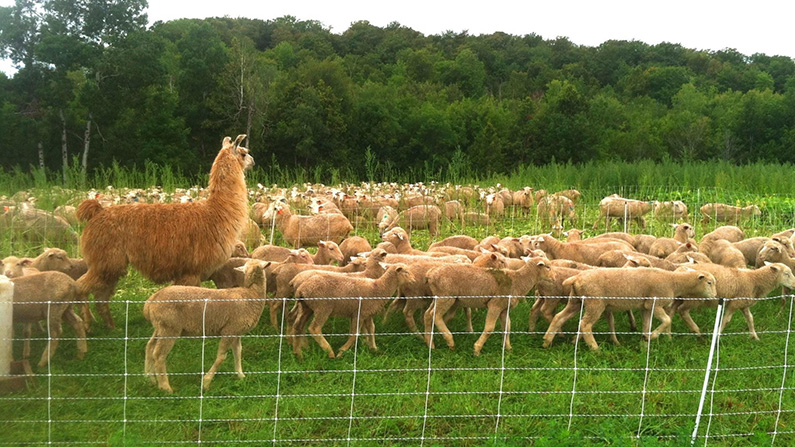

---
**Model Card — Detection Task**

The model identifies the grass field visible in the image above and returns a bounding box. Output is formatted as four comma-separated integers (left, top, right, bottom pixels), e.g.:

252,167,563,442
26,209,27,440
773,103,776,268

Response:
2,164,795,446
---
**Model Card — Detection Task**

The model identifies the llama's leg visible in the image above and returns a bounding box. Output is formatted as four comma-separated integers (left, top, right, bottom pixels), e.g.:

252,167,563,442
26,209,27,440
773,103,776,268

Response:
62,307,87,360
203,337,234,391
93,279,120,331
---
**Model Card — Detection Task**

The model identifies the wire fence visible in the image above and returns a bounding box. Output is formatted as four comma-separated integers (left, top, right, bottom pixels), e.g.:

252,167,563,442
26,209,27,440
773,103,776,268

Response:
2,294,795,446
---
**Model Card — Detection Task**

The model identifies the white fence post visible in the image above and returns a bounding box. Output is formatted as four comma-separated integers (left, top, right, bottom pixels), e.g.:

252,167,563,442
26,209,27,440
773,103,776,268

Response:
691,298,725,445
0,275,13,379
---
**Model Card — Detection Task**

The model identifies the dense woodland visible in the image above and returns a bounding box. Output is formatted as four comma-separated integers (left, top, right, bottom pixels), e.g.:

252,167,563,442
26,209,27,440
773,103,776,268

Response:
2,0,795,181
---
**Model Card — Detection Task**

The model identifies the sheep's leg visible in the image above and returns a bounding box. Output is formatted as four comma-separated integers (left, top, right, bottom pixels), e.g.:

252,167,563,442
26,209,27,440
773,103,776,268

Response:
465,308,474,332
677,308,702,336
740,307,759,340
232,337,245,379
626,310,637,332
203,337,234,391
402,300,423,339
290,306,313,359
640,308,653,340
650,304,672,340
718,307,737,335
307,310,335,359
269,301,281,331
62,307,87,360
579,304,605,351
528,297,544,332
607,311,620,346
152,331,178,393
542,299,581,348
336,319,359,358
474,303,502,356
499,308,512,351
22,323,32,359
145,330,158,382
38,320,63,369
366,318,377,352
426,299,456,350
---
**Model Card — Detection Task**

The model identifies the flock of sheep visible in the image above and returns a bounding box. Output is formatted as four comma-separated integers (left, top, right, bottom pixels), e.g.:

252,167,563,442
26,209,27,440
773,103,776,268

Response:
3,179,793,395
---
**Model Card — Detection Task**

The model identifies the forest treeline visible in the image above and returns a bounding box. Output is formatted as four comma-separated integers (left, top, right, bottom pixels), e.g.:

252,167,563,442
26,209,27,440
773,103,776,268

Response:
2,0,795,180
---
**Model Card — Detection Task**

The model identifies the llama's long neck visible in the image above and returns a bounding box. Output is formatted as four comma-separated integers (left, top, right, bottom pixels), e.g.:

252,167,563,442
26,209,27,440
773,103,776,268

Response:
206,150,248,232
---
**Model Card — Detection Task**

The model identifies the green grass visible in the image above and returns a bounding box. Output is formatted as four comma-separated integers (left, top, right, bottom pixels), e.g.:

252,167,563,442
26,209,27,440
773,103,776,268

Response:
2,170,795,446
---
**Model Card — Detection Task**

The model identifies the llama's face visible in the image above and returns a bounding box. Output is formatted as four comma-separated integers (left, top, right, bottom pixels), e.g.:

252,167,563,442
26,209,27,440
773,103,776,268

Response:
224,134,254,171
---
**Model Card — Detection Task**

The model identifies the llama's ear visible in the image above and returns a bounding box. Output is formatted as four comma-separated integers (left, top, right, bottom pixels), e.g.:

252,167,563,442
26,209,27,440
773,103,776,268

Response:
233,134,247,149
222,136,232,148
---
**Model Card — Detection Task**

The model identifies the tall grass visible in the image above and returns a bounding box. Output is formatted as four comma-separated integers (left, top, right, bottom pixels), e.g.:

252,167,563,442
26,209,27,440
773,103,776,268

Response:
2,160,794,197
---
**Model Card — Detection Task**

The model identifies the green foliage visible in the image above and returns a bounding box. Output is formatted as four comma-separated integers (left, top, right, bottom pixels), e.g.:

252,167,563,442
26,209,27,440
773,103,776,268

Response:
2,6,795,179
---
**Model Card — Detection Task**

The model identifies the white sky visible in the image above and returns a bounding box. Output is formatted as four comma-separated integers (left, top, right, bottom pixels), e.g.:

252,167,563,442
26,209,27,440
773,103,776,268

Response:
2,0,795,76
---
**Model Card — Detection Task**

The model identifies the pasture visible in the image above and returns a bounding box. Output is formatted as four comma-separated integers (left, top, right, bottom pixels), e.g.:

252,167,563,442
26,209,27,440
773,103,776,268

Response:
1,167,795,446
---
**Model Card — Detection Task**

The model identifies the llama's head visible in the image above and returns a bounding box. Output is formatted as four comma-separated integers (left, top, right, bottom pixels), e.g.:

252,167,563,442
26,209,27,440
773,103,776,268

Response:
221,134,255,172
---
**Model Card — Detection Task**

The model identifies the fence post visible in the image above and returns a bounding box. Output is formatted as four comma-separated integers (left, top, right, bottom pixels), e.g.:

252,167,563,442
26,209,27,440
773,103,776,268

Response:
0,276,13,379
691,298,724,445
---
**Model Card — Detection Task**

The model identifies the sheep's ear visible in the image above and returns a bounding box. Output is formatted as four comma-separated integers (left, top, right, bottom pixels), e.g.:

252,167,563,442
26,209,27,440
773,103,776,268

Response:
234,265,246,272
670,223,678,228
20,259,32,266
697,274,706,280
512,237,520,242
318,241,326,248
378,262,387,269
622,253,631,260
563,231,569,237
538,236,545,242
769,264,780,271
686,256,695,263
490,253,498,260
397,232,404,240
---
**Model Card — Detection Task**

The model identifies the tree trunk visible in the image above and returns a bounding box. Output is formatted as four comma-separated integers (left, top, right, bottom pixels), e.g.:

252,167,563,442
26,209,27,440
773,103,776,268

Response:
38,141,44,169
60,108,68,183
82,112,92,171
246,103,253,149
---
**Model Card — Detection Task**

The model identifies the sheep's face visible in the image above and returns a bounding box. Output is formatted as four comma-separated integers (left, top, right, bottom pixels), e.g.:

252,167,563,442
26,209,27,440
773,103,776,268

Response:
392,265,415,284
231,242,249,258
319,241,344,264
695,272,718,298
767,263,795,289
37,248,72,270
240,260,269,288
1,256,30,278
677,224,695,238
474,251,506,268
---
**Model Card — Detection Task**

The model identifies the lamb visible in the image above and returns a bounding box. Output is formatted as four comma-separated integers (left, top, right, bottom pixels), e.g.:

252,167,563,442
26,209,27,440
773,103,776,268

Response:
424,257,550,355
290,264,415,358
250,202,269,226
143,260,269,393
381,227,430,255
772,235,795,257
773,229,795,239
238,218,265,250
462,211,491,227
528,265,581,332
633,235,658,254
379,204,442,237
54,205,79,227
483,193,505,218
596,250,676,270
593,195,655,230
542,268,717,350
512,187,534,212
555,189,582,204
29,248,88,280
376,206,398,228
2,256,39,278
648,223,696,258
338,236,373,266
671,263,795,340
76,135,253,330
10,271,88,368
263,201,353,248
700,203,761,224
533,235,632,265
732,237,773,266
537,194,577,229
702,225,746,243
231,241,250,258
428,235,479,251
6,206,79,246
666,251,712,265
653,201,688,221
755,240,794,269
443,200,464,222
699,237,746,268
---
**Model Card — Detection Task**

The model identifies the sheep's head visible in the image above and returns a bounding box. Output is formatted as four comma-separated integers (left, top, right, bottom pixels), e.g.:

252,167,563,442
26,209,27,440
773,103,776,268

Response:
473,251,507,269
764,262,795,289
382,227,407,245
389,263,415,284
237,260,270,289
367,248,388,262
2,256,32,278
286,249,314,265
317,240,344,264
231,241,249,258
221,134,254,172
622,254,651,268
695,272,718,298
676,223,695,238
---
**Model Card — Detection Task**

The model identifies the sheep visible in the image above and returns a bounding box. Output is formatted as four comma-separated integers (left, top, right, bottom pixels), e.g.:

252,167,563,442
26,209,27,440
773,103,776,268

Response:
593,195,655,230
2,256,39,278
497,237,529,258
532,235,632,266
542,268,717,350
381,227,428,255
699,237,746,268
208,257,250,289
732,237,772,266
755,240,793,269
702,225,746,243
633,235,658,254
231,241,250,258
483,193,505,218
596,250,676,270
671,263,795,340
6,206,79,246
54,205,79,227
537,194,577,229
250,201,269,226
424,257,550,355
653,201,688,221
428,235,479,251
290,264,415,359
512,187,534,212
380,205,442,237
143,260,270,393
239,218,265,250
772,229,795,239
534,189,548,203
462,211,491,227
497,188,514,207
338,236,373,266
376,206,398,227
263,201,353,248
529,265,581,332
563,229,585,242
10,271,88,368
24,248,86,280
76,135,253,330
700,203,761,225
443,200,463,222
648,223,696,258
555,189,582,204
771,235,795,257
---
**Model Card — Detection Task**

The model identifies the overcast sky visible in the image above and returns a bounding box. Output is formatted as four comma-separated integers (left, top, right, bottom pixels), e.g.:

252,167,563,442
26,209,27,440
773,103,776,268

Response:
2,0,794,76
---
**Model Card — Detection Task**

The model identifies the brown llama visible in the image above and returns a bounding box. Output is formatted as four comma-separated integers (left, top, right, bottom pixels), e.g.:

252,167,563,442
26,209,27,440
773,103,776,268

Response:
76,134,254,330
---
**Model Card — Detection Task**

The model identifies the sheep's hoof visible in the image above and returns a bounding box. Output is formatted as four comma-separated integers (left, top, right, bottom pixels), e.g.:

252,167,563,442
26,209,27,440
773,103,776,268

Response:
161,386,174,394
327,351,337,359
751,334,760,341
335,351,346,358
542,340,552,348
588,345,600,352
447,345,455,351
147,375,157,385
237,372,246,380
77,351,86,360
37,360,48,369
473,349,482,356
